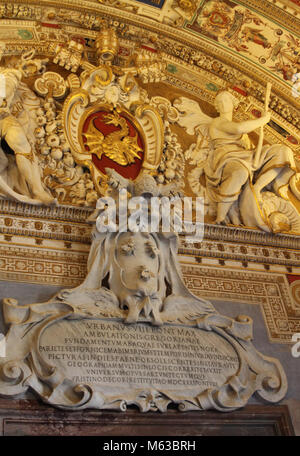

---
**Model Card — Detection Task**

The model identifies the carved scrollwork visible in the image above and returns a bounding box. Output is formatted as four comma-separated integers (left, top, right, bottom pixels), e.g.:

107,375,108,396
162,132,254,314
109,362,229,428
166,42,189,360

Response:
35,72,68,99
0,281,287,412
135,104,164,172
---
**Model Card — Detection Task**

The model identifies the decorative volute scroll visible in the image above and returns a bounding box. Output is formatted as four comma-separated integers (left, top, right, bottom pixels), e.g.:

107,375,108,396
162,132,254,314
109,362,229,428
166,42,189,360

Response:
34,72,68,99
62,90,92,170
135,104,164,172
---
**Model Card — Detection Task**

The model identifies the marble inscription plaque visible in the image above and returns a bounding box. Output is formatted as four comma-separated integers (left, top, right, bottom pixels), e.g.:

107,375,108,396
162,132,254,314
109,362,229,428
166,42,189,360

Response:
40,319,239,397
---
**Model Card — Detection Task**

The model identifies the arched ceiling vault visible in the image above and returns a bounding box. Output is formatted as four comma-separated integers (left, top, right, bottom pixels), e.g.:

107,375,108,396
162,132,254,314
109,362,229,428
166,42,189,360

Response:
0,0,299,160
1,3,299,110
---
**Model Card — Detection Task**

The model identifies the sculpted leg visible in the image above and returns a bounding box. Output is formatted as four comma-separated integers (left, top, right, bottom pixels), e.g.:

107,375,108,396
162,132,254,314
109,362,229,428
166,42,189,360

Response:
215,163,249,224
253,168,281,196
15,155,55,204
0,148,8,174
15,154,35,188
31,160,55,204
215,201,234,224
5,123,55,204
273,168,295,199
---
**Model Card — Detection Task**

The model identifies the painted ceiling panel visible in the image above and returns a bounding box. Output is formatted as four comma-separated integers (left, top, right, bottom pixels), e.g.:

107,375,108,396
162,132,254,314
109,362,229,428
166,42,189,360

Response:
3,0,298,90
0,0,298,133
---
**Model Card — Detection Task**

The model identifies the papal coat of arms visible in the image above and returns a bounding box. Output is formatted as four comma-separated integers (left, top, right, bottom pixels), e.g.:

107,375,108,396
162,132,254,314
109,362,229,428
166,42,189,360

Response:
63,63,164,193
82,107,144,180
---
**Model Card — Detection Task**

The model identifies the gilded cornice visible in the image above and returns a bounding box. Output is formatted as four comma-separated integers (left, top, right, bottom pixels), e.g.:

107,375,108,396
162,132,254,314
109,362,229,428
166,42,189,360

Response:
1,198,300,250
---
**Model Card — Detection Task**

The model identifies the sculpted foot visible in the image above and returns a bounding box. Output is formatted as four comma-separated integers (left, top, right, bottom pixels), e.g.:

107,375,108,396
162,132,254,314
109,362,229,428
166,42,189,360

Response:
213,218,226,225
34,192,56,205
278,185,289,200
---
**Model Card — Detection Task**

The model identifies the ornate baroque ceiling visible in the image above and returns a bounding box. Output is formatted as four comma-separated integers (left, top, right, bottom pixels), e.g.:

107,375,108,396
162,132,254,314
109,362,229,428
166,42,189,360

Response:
1,0,299,144
0,0,300,209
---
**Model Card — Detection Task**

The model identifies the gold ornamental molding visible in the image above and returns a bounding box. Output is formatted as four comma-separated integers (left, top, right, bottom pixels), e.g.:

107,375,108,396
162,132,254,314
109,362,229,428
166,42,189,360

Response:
2,0,300,29
2,198,300,250
0,0,300,103
0,0,298,121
